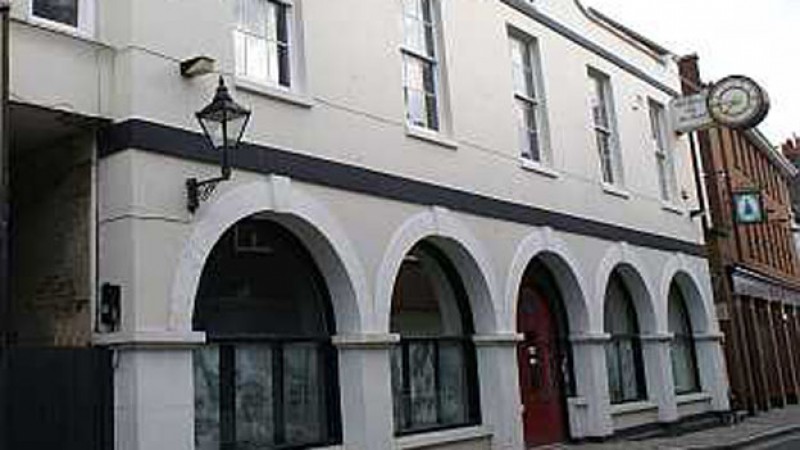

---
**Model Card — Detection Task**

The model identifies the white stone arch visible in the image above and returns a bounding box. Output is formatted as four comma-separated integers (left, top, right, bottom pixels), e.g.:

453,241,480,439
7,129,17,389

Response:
168,176,368,335
659,254,713,335
595,242,657,334
504,227,590,334
374,207,500,334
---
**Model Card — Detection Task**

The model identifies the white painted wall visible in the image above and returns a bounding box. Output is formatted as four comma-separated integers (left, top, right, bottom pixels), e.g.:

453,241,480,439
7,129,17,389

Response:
11,0,701,242
10,0,729,449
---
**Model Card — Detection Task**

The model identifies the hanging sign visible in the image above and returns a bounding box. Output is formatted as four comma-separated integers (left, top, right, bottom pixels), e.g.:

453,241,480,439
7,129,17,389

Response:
670,75,770,134
732,190,765,224
670,90,714,134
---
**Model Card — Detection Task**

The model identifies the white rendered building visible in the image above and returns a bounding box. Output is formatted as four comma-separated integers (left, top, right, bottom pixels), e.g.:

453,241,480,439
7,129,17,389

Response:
6,0,730,449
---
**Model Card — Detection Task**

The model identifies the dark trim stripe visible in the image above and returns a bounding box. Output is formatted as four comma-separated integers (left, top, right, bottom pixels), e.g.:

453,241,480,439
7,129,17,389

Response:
97,119,705,257
500,0,680,97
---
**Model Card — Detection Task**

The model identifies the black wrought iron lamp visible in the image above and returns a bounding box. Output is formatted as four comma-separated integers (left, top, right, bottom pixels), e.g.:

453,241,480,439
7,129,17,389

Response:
186,76,251,213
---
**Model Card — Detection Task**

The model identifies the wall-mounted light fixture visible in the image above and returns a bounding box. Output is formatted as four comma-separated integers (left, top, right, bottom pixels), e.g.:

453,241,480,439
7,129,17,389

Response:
186,77,251,213
180,56,217,78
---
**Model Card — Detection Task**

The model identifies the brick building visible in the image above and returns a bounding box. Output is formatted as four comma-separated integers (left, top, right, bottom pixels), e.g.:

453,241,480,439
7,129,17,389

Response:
680,56,800,413
781,137,800,217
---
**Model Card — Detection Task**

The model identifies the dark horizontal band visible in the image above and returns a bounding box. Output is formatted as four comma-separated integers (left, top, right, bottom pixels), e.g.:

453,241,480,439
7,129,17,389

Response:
97,118,705,258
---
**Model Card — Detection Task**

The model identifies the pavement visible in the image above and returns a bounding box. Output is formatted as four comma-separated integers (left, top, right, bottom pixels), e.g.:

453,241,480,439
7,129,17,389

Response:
558,405,800,449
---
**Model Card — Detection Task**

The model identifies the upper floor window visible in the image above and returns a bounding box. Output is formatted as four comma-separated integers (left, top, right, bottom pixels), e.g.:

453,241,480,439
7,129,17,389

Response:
649,100,677,201
235,0,293,88
588,69,622,185
31,0,94,33
401,0,441,131
509,33,547,164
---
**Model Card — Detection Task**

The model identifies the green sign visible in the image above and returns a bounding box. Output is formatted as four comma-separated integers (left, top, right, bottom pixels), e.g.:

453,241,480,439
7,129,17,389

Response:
732,191,765,224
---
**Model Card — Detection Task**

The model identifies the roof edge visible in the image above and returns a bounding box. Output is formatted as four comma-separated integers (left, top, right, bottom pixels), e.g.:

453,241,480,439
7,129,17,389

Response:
574,0,673,58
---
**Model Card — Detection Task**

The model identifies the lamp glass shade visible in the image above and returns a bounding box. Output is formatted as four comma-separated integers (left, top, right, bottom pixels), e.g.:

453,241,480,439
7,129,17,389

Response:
196,77,251,151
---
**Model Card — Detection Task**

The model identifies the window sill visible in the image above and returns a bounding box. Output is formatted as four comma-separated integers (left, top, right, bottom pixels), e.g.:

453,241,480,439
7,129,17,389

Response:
676,392,712,405
519,158,560,179
610,400,658,416
601,183,631,199
395,426,492,449
661,202,685,216
235,78,313,109
18,16,100,46
405,126,459,150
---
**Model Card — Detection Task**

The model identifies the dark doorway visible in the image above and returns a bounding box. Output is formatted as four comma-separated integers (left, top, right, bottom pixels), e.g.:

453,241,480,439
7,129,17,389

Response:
517,260,572,448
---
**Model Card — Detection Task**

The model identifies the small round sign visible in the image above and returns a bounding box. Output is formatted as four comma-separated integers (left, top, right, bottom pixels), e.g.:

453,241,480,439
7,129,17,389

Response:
706,75,770,129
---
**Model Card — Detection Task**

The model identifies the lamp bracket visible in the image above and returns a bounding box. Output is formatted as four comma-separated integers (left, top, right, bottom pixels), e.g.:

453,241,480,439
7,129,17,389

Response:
187,174,229,213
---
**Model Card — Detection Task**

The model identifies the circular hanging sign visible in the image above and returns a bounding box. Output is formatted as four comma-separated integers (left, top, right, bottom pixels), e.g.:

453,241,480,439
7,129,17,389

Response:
706,75,770,129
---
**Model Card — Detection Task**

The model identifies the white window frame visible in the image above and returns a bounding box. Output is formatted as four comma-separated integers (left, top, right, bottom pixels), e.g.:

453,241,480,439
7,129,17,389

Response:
400,0,450,136
233,0,308,99
508,29,551,167
649,99,678,202
28,0,96,37
588,68,623,187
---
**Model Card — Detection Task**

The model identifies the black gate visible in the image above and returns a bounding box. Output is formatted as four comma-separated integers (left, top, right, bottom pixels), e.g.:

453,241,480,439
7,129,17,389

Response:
1,347,114,450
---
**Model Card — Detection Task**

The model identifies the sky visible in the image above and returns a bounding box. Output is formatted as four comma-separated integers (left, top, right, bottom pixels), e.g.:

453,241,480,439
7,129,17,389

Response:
582,0,799,145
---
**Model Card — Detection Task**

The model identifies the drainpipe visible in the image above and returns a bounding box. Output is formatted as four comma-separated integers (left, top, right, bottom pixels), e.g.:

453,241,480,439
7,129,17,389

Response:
0,0,10,444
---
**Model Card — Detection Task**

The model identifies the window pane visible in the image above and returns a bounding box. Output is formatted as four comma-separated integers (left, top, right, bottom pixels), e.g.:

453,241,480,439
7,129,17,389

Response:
404,18,425,54
597,131,614,184
235,0,291,86
510,38,535,98
403,0,424,18
619,339,639,401
234,32,247,79
409,342,438,428
650,102,673,200
668,287,699,394
235,345,274,449
425,93,440,131
265,0,278,41
671,338,698,393
33,0,79,26
657,154,670,201
283,343,326,445
245,34,269,81
590,76,609,128
605,342,622,403
404,57,438,130
391,346,406,429
406,89,426,128
243,0,267,36
194,347,220,450
516,100,540,161
265,41,280,85
438,342,468,425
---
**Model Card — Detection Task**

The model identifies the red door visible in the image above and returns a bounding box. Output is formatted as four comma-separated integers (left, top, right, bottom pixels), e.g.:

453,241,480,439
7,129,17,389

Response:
517,286,567,447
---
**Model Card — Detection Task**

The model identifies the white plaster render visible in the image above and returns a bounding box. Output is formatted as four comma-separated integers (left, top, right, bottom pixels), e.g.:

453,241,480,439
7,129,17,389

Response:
168,176,368,335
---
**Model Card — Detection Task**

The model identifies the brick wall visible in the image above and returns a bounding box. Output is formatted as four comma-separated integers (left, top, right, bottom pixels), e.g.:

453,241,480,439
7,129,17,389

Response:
11,133,93,346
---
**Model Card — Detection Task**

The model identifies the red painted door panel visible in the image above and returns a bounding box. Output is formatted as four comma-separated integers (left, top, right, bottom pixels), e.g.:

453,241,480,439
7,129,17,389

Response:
517,287,567,447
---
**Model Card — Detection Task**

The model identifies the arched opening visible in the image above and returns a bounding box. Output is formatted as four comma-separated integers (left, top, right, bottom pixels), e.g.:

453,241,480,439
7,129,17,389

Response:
389,241,481,435
192,217,341,450
604,270,647,404
516,258,574,447
668,281,701,395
